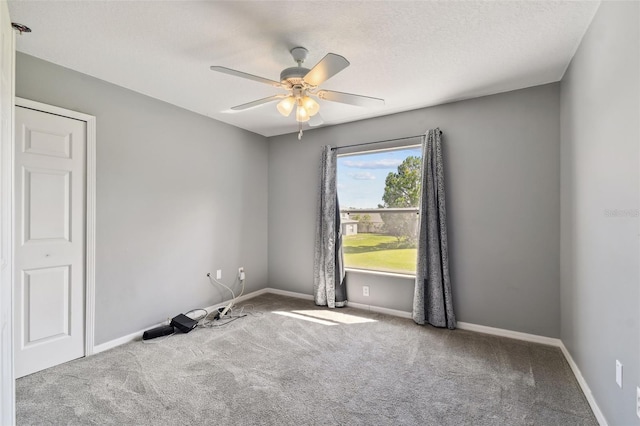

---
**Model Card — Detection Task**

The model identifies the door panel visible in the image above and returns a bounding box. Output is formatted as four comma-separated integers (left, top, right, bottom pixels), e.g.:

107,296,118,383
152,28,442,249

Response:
23,126,71,159
23,168,71,242
22,266,71,345
14,106,86,378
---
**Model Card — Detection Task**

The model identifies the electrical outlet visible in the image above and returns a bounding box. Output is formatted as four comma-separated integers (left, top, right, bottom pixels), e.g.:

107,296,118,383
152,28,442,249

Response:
636,386,640,419
216,269,222,280
238,267,245,280
615,360,623,388
362,286,369,297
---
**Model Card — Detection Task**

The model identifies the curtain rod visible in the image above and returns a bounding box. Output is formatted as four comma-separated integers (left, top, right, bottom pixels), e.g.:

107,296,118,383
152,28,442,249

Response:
331,131,441,151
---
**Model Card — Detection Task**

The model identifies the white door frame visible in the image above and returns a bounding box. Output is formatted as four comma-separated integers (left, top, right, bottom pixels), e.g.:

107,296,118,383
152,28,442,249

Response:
0,4,15,423
15,98,96,356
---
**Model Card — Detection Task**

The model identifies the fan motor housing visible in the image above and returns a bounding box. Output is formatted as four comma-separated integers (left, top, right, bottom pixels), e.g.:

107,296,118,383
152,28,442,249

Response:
280,66,310,86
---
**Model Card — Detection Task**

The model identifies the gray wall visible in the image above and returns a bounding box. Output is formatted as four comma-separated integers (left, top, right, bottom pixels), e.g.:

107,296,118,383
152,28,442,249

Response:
16,53,269,345
560,2,640,425
269,83,561,337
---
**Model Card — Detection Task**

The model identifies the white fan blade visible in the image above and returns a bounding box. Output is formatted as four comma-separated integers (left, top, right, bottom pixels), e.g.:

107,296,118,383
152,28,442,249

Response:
210,66,284,88
309,113,324,127
231,95,286,111
317,90,385,107
303,53,350,86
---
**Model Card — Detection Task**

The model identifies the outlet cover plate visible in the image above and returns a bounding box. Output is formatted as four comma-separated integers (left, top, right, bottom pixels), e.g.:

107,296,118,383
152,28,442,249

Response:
216,269,222,280
362,286,370,297
615,360,623,388
636,386,640,419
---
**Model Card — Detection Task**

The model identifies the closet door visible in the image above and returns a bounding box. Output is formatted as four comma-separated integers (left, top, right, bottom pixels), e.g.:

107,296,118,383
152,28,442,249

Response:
14,106,86,378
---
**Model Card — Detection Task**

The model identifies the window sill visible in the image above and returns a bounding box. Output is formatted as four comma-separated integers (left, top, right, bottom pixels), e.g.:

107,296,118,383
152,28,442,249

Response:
345,268,415,280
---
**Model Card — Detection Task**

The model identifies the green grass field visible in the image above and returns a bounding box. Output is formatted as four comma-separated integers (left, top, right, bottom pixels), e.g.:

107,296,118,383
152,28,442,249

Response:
343,233,416,274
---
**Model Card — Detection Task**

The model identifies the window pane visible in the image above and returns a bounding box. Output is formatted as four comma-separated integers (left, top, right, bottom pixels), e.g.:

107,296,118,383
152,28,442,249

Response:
342,211,418,275
337,146,422,275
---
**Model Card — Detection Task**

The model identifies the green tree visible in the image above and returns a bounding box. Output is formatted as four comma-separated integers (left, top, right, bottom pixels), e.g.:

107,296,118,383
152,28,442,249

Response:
380,156,421,244
382,156,422,208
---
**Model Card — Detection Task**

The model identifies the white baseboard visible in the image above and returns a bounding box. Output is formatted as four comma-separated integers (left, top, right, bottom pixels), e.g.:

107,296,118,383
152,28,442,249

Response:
346,301,413,319
93,328,149,354
559,342,608,426
263,287,314,301
456,321,562,347
90,286,608,426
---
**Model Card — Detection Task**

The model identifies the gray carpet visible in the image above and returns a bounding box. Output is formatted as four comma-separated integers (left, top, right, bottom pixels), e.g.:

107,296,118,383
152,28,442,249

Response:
17,294,597,425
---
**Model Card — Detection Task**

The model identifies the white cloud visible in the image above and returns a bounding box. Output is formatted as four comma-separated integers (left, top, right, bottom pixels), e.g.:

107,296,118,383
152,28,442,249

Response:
343,159,402,169
349,172,376,180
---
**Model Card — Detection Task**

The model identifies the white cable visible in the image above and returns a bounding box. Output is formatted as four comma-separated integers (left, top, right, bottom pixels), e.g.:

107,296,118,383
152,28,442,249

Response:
206,272,246,321
185,308,208,322
235,304,262,317
207,273,237,319
208,275,235,301
236,274,245,299
221,274,246,317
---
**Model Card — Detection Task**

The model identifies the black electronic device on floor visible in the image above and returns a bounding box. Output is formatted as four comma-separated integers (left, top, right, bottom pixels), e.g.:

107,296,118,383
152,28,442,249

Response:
142,313,198,341
170,313,198,333
142,325,175,340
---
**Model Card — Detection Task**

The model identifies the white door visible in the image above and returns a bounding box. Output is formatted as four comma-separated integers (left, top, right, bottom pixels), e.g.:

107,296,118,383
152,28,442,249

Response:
14,106,86,378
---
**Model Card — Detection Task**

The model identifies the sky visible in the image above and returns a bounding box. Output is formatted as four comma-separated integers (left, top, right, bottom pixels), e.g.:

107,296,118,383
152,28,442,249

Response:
337,147,421,209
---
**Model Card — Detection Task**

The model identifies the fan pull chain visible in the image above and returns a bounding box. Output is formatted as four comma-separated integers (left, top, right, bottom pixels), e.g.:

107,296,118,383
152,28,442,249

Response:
298,122,303,140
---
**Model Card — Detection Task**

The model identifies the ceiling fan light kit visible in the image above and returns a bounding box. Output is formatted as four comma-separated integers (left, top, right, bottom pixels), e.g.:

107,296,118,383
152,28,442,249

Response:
301,96,320,116
210,46,385,139
295,104,310,123
276,96,295,117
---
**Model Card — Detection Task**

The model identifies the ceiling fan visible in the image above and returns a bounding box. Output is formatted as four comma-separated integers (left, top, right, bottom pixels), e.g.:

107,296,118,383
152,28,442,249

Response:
210,47,384,139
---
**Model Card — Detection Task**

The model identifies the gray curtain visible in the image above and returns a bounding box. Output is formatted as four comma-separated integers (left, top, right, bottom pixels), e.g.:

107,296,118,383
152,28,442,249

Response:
412,129,456,329
313,145,347,308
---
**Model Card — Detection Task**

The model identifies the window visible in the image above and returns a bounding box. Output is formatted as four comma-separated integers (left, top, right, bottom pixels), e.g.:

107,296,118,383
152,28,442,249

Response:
337,146,422,275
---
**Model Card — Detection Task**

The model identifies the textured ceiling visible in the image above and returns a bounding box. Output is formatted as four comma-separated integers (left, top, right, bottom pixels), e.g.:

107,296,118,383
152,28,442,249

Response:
8,1,599,137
